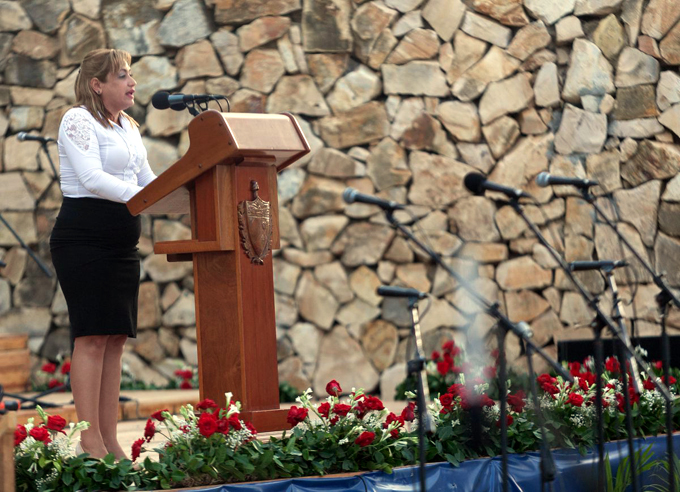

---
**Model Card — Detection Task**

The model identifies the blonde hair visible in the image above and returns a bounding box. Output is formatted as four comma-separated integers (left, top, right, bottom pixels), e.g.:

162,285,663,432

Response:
73,49,138,128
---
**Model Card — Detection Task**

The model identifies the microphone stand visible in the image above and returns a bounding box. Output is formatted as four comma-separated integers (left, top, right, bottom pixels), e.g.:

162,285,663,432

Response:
0,213,52,277
604,268,640,492
525,341,557,492
383,209,573,492
404,294,433,492
506,197,672,492
578,188,678,492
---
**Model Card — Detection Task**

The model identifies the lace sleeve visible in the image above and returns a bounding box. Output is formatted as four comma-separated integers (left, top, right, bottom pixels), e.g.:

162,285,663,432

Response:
60,110,94,152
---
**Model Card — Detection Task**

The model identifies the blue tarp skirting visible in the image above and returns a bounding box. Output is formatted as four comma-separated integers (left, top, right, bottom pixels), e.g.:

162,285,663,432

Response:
182,434,680,491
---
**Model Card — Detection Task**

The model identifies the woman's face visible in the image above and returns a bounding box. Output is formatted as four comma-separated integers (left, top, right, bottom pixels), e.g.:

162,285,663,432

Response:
94,63,136,117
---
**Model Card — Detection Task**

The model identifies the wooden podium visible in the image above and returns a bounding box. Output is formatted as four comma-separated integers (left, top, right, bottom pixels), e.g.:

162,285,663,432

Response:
128,110,309,431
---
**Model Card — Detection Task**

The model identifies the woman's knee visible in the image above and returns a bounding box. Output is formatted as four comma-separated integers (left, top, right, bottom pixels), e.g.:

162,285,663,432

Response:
106,335,128,354
74,335,110,356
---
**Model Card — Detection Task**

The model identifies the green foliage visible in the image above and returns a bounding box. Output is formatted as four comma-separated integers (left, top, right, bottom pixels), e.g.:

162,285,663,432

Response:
279,381,300,403
604,445,656,492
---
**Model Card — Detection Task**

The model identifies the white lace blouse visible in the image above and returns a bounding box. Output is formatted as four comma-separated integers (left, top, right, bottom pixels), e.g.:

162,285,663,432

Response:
58,107,156,203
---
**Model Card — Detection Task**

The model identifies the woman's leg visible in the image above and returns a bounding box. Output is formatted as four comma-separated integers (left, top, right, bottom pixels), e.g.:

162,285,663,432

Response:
99,334,128,459
71,335,110,458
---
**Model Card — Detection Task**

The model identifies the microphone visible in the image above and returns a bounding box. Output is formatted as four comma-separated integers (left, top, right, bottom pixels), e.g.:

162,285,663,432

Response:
17,132,55,143
342,188,406,211
535,172,599,189
463,173,530,199
569,260,628,271
376,285,427,299
151,91,217,111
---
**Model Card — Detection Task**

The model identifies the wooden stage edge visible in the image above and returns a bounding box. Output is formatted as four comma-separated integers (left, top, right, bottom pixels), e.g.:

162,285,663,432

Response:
8,389,203,426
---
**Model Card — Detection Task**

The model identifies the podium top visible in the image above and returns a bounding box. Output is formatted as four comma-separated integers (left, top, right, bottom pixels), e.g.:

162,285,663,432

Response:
128,111,310,215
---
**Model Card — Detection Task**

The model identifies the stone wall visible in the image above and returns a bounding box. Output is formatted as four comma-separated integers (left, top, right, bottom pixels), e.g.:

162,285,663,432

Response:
0,0,680,398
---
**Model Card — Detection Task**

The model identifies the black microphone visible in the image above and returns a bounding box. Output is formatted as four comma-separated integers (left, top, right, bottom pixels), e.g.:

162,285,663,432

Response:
377,285,427,299
569,260,628,271
17,132,55,143
463,173,530,199
342,188,406,210
151,91,216,111
535,172,599,189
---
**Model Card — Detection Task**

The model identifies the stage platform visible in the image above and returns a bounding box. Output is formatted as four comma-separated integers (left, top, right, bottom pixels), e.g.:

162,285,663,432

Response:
163,434,680,492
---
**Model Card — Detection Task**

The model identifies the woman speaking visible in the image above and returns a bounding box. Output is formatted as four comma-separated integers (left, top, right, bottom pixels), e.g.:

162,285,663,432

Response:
50,49,157,460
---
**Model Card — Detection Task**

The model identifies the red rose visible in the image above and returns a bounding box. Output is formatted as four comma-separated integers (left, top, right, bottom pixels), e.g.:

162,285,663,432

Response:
537,374,556,386
577,377,590,392
480,394,495,407
14,425,27,446
48,379,61,389
196,399,218,411
354,431,375,447
245,421,257,435
46,415,67,434
442,340,455,353
60,362,71,375
483,366,497,379
318,402,331,418
217,418,229,434
663,375,677,385
179,380,193,389
333,403,351,417
437,360,451,375
655,361,663,370
363,396,384,411
605,357,620,373
29,426,50,443
151,409,168,421
496,414,513,428
144,419,156,442
198,412,218,437
131,438,145,462
431,350,440,360
286,406,308,425
542,383,559,395
326,379,342,396
401,402,415,422
568,361,581,375
385,412,404,427
41,362,57,374
227,414,242,430
507,390,526,413
440,393,454,408
174,369,194,380
448,384,464,397
567,393,584,407
629,386,640,406
643,378,655,391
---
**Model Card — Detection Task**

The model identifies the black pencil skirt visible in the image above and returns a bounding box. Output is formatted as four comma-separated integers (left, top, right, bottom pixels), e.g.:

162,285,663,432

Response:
50,197,141,340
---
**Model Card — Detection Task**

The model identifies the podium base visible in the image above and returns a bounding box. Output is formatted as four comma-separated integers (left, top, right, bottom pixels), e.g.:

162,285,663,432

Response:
240,408,291,433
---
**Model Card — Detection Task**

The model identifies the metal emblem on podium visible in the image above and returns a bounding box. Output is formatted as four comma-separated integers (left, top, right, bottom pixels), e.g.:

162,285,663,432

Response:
238,180,273,265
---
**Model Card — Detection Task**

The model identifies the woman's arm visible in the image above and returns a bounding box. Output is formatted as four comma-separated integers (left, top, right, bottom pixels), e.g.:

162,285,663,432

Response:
61,110,143,203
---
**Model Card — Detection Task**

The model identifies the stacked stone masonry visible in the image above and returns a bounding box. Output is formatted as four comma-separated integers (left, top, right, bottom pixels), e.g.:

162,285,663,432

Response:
0,0,679,400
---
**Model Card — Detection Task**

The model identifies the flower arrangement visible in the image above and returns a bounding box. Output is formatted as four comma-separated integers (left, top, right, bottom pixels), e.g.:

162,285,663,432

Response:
131,393,260,489
13,406,142,491
14,363,680,490
270,379,418,475
32,357,70,392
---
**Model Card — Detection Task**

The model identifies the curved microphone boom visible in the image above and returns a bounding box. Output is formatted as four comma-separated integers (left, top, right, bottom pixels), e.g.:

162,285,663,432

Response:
342,188,405,210
536,172,599,189
17,132,55,143
464,173,530,199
